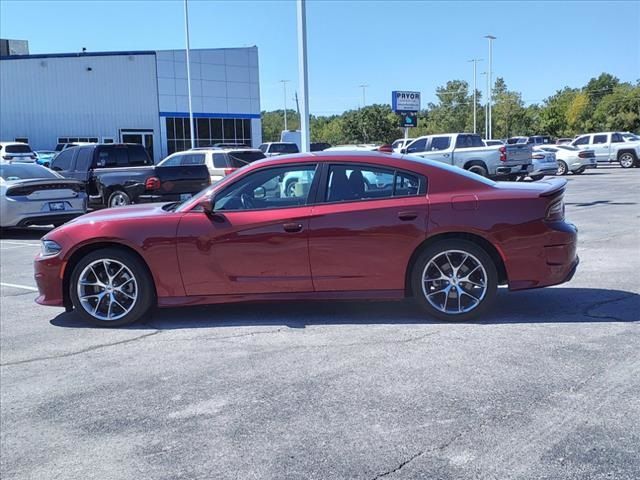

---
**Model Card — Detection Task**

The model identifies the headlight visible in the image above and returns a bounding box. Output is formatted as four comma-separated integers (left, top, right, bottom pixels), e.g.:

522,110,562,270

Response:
41,240,62,257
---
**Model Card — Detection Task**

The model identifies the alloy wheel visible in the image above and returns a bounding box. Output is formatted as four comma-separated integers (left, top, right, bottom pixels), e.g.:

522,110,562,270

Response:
77,259,138,321
421,250,487,315
110,192,130,207
619,153,635,168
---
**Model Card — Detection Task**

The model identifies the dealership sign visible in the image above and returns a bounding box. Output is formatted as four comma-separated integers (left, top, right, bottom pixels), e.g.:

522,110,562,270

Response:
392,91,421,113
399,112,418,128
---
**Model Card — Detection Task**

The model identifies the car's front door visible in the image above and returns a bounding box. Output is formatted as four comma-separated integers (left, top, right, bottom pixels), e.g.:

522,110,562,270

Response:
176,163,319,296
308,163,428,292
591,134,610,162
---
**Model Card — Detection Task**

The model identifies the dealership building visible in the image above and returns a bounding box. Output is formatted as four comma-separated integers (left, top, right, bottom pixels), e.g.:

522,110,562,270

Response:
0,46,262,162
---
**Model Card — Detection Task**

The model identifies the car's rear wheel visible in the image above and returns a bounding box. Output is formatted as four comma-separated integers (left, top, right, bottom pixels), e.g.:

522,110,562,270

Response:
556,160,568,176
618,152,636,168
574,167,586,175
411,240,498,321
108,190,131,208
466,163,488,177
70,248,155,327
529,174,544,181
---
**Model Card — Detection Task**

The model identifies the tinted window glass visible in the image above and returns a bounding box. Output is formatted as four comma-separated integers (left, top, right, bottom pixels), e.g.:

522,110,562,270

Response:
611,133,624,143
574,136,590,146
430,137,451,151
326,165,396,202
0,164,59,180
212,153,228,168
181,153,206,166
214,165,317,211
394,171,421,197
51,149,75,171
74,147,93,171
129,146,151,166
159,154,184,167
406,138,427,153
228,150,266,168
271,143,299,154
593,135,607,144
96,147,117,167
259,144,268,153
5,144,33,154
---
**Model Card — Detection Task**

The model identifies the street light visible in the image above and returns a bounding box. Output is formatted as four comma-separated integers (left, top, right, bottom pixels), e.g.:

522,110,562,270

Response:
183,0,195,149
468,59,483,134
484,35,496,139
280,80,290,131
296,0,310,153
480,71,488,138
358,84,369,108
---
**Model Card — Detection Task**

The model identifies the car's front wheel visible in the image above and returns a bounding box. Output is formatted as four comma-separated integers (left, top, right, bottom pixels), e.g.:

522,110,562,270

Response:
70,248,155,327
618,152,637,168
411,240,498,321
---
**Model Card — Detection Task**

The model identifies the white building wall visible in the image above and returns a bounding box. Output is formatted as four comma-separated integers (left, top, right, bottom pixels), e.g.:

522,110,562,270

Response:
0,53,162,158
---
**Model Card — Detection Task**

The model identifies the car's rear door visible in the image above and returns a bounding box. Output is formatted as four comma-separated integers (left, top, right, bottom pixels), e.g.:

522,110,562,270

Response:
176,163,319,296
308,162,428,292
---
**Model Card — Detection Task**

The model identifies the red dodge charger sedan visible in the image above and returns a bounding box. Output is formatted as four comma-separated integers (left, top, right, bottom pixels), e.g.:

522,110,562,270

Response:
34,152,578,327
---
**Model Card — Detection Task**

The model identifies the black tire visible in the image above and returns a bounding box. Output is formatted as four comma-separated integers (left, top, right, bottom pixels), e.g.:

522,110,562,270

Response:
574,167,585,175
557,160,568,176
285,180,297,197
411,239,498,322
529,174,544,181
108,190,131,208
466,162,488,177
69,248,155,327
618,152,637,169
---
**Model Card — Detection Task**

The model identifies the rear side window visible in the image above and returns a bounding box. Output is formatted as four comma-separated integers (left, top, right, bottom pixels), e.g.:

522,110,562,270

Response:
430,137,451,151
181,153,206,166
5,144,33,154
394,171,421,197
212,153,228,168
455,135,483,148
51,149,75,171
593,135,607,144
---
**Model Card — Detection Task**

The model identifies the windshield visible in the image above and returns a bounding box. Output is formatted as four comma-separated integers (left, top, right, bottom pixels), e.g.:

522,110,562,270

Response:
0,164,60,181
228,150,266,167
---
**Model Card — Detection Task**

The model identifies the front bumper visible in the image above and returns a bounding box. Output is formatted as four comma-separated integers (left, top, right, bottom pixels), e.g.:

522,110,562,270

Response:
34,253,66,307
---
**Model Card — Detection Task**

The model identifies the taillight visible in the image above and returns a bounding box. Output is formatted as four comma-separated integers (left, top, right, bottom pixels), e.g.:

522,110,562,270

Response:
145,176,161,190
499,146,506,162
532,153,545,160
378,144,393,153
578,151,593,158
224,168,236,175
545,198,565,222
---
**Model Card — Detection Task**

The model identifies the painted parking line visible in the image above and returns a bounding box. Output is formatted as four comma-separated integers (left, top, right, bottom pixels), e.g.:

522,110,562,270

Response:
0,241,41,247
0,282,38,292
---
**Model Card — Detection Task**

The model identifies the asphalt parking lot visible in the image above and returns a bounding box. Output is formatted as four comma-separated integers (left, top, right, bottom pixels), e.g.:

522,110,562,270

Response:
1,165,639,480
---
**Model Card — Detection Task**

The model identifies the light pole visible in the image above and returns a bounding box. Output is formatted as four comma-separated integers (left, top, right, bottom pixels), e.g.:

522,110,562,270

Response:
183,0,195,149
484,35,496,139
358,84,369,108
480,71,488,138
468,59,483,134
296,0,310,153
280,80,290,131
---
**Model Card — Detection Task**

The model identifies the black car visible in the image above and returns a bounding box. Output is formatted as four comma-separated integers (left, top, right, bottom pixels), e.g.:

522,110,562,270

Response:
50,144,210,208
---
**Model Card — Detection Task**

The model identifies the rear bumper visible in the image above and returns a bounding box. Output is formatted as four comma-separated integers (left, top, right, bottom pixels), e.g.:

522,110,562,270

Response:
16,212,83,227
494,164,532,177
505,221,579,291
34,253,66,307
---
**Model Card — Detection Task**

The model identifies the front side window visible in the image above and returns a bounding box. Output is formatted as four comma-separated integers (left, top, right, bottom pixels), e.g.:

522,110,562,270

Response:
160,154,185,167
431,136,451,151
325,164,423,203
574,136,590,146
74,147,94,171
214,164,318,211
611,133,624,143
259,144,268,153
181,153,206,166
51,149,75,171
406,138,427,153
593,135,608,144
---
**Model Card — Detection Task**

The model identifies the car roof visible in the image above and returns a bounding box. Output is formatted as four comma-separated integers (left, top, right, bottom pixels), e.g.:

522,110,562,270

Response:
0,142,29,146
185,148,262,153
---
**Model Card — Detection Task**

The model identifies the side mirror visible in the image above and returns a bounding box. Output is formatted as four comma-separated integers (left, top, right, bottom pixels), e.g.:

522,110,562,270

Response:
198,197,214,215
254,186,266,199
400,148,407,154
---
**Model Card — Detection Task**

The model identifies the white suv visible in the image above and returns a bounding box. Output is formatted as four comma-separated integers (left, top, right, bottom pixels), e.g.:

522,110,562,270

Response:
570,132,640,168
158,148,266,182
0,142,37,163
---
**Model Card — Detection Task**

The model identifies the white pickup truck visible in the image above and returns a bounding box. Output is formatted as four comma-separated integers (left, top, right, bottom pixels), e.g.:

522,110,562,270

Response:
570,131,640,168
402,133,532,180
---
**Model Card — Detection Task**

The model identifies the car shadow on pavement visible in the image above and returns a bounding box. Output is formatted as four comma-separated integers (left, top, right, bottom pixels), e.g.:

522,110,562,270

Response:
49,287,639,330
0,227,51,240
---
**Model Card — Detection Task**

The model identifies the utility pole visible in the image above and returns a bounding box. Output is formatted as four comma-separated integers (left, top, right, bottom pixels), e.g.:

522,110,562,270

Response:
183,0,195,149
468,59,483,134
484,35,496,139
296,0,310,153
480,71,488,138
358,84,369,108
280,80,290,131
294,91,300,117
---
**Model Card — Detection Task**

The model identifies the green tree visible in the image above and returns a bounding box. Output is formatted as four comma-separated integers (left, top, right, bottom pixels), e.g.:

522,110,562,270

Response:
261,109,300,142
592,83,640,132
341,104,401,143
491,77,529,138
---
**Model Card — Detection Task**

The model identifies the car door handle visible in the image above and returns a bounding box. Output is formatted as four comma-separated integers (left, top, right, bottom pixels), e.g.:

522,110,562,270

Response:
443,153,450,157
283,222,303,233
398,211,418,221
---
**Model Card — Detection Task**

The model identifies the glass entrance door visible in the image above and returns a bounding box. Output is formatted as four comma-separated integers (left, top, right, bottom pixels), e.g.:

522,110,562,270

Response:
121,131,154,161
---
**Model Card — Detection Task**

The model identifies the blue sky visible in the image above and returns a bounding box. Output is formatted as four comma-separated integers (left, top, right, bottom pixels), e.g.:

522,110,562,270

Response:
1,0,638,114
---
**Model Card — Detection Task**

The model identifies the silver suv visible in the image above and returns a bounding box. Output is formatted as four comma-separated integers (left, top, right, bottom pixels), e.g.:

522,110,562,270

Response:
158,148,266,182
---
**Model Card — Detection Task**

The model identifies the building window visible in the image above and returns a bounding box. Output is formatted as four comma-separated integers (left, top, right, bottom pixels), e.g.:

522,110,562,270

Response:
102,137,115,144
58,136,99,144
165,117,252,155
14,137,29,144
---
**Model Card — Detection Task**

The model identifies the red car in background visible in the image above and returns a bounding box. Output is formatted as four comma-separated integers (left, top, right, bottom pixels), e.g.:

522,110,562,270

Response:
34,152,578,327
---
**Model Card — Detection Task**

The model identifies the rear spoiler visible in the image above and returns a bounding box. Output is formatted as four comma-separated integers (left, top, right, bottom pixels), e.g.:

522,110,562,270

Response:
538,177,567,197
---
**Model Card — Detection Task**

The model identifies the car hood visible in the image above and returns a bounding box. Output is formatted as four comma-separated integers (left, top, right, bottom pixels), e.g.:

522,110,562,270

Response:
68,203,170,225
